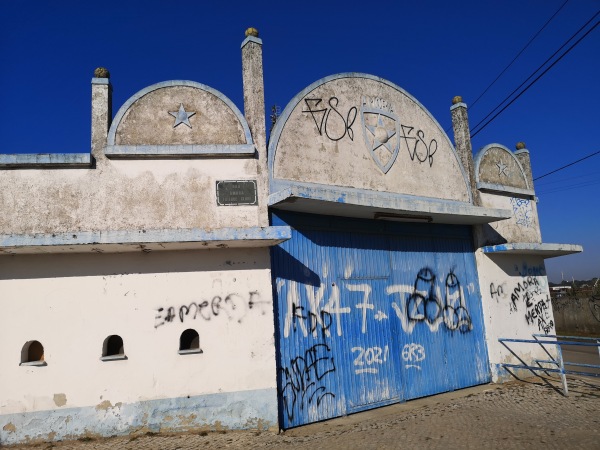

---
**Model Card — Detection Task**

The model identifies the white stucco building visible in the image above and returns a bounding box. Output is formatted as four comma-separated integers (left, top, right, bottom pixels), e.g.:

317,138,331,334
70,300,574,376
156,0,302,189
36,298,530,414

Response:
0,28,581,444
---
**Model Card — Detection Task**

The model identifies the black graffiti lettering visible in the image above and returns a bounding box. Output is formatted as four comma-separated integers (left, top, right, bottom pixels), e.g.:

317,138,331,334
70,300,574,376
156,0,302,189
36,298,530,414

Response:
400,125,438,167
198,300,210,321
303,97,357,142
290,302,332,337
292,303,307,332
154,308,166,329
155,291,265,327
405,267,472,332
490,283,504,300
179,303,198,323
303,98,327,135
164,307,176,323
211,296,223,316
509,275,553,334
277,344,336,421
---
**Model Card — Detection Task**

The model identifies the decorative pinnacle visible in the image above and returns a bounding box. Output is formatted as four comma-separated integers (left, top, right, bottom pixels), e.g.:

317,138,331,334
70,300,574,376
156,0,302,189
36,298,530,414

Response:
452,96,463,105
516,142,526,150
245,27,259,38
94,67,110,78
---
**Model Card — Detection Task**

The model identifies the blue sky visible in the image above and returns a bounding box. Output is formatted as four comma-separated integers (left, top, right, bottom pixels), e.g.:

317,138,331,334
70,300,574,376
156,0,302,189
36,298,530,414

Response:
1,0,598,282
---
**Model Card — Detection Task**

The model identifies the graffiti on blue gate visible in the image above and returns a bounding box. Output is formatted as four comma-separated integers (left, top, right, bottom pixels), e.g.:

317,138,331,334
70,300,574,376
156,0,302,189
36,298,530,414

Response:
401,343,426,370
351,345,390,375
387,268,473,333
278,279,349,338
278,344,337,421
279,267,474,337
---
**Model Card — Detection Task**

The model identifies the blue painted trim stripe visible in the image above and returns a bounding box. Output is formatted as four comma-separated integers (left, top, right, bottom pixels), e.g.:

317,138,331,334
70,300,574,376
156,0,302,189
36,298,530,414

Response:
449,102,467,111
107,80,253,147
241,36,262,48
269,182,511,223
91,77,110,85
481,243,583,258
267,72,474,204
0,153,91,168
0,226,292,249
105,144,256,158
476,182,535,197
473,143,531,190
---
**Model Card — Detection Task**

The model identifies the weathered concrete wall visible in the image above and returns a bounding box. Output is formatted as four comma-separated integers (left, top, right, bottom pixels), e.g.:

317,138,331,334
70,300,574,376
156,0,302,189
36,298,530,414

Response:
0,248,277,445
0,82,263,235
475,251,556,381
0,159,261,234
114,85,246,146
270,74,471,203
478,192,542,245
474,144,541,246
552,295,600,336
476,145,529,191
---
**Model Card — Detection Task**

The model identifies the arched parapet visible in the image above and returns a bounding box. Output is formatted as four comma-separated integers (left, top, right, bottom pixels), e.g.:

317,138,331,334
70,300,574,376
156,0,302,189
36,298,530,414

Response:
475,144,541,245
474,144,533,197
106,80,254,158
268,73,473,206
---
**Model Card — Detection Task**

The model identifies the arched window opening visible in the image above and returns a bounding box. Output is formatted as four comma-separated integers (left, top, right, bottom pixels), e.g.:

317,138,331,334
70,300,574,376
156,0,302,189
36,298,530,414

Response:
20,340,46,366
101,335,127,361
179,329,202,355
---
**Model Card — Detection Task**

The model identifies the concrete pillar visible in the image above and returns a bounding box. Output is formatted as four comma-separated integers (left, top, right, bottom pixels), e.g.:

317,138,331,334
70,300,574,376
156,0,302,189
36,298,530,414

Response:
241,28,269,226
514,142,534,190
450,96,480,206
91,67,112,162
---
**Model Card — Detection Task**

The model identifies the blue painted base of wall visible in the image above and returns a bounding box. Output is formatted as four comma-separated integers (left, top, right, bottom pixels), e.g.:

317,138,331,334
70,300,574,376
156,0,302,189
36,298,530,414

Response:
0,388,277,445
491,363,539,383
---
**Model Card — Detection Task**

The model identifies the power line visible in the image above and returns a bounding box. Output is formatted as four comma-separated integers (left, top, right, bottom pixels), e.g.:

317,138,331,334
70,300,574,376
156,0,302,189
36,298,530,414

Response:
469,0,570,111
470,14,599,138
534,150,600,181
536,171,600,186
537,179,600,195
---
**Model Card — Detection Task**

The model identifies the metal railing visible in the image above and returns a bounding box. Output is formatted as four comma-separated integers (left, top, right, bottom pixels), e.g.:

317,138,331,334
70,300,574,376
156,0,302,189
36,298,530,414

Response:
498,334,600,396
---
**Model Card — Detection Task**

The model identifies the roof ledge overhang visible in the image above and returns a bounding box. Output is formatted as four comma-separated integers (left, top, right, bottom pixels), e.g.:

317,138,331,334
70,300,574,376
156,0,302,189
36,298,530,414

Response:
481,243,583,259
0,226,291,255
269,184,511,225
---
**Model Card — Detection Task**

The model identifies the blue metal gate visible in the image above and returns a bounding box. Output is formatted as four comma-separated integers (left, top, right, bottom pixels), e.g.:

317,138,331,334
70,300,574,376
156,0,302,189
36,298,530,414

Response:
271,212,490,428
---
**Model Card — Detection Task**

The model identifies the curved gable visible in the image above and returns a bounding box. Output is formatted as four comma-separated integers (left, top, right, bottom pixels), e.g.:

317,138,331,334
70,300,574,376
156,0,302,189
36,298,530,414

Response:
475,144,530,193
108,80,252,147
269,73,472,203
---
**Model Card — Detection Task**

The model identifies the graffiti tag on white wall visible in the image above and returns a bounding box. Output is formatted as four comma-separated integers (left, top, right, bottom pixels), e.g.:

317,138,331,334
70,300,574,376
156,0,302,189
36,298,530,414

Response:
510,198,532,228
154,291,267,328
509,276,554,334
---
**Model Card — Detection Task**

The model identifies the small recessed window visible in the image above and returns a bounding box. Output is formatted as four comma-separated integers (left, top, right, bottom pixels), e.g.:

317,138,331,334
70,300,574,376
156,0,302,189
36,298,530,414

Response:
20,340,46,366
179,329,202,355
101,335,127,361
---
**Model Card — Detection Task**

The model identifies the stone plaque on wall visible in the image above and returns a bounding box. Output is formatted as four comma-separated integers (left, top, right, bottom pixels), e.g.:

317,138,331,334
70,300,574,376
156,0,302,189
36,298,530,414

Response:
216,180,258,206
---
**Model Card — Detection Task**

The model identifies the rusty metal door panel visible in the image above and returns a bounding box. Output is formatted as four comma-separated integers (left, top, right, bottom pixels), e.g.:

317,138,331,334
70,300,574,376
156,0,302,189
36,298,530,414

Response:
271,212,490,428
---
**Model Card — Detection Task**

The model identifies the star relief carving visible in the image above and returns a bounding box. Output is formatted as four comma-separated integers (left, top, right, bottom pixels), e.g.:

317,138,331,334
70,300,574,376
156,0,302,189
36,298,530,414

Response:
496,160,509,177
169,103,196,128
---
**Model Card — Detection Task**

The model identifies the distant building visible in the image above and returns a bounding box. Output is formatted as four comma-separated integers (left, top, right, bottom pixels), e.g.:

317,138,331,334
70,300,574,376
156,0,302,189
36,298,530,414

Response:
0,29,582,444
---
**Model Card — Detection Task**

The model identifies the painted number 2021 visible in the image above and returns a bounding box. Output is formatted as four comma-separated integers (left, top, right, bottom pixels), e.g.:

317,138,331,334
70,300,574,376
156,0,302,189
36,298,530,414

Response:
351,345,389,375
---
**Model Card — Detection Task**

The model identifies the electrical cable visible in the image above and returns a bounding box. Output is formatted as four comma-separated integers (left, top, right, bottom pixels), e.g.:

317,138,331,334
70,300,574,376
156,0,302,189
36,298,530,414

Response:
534,150,600,181
537,179,600,195
470,15,599,138
535,171,599,186
469,0,571,111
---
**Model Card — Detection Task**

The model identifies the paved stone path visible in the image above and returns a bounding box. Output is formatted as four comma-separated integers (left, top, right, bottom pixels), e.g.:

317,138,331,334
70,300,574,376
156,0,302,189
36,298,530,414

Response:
8,376,600,449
